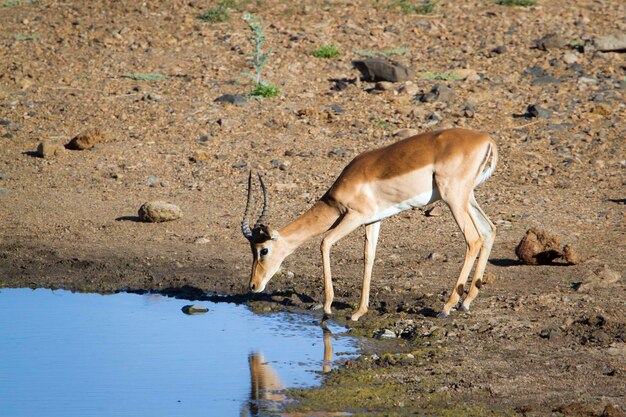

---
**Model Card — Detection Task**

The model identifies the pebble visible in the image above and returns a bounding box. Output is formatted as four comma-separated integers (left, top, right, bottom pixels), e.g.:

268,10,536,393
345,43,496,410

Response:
418,83,454,103
392,128,418,140
533,33,566,51
138,201,183,223
527,104,552,119
190,150,210,162
66,128,107,150
181,305,209,315
353,58,415,83
426,252,447,262
194,237,210,245
562,53,579,65
375,81,395,91
453,68,480,81
330,104,345,114
214,94,248,106
376,329,397,339
425,206,444,217
36,142,65,158
593,33,626,52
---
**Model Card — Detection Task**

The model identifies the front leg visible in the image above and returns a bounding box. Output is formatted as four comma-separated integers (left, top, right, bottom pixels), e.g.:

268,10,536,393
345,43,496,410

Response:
351,221,381,321
320,211,366,316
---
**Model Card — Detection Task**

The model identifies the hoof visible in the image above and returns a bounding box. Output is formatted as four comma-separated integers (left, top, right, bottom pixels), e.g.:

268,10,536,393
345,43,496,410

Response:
322,312,333,322
458,304,469,313
437,311,450,319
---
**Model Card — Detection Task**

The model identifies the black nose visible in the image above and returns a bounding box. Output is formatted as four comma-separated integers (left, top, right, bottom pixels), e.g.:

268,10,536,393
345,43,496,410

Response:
250,283,256,291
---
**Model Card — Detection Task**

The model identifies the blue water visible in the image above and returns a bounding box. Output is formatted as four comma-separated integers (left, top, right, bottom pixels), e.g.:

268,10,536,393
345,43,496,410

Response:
0,288,357,417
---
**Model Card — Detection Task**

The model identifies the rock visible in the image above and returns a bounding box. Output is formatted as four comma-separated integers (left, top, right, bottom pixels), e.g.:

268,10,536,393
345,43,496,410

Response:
328,148,348,158
142,93,162,101
562,244,581,265
182,305,209,315
489,45,507,56
425,205,443,217
527,104,552,119
575,265,622,292
138,201,183,223
190,150,210,162
452,68,480,81
418,83,454,103
427,252,447,262
66,128,107,150
392,128,418,140
540,325,563,340
330,104,345,114
533,33,567,51
463,101,477,118
594,34,626,52
146,176,160,187
353,58,415,82
601,404,625,417
399,82,419,96
375,81,395,91
214,94,248,105
531,75,561,86
194,237,210,245
562,53,579,65
376,329,396,339
36,142,65,158
515,228,562,265
482,272,496,285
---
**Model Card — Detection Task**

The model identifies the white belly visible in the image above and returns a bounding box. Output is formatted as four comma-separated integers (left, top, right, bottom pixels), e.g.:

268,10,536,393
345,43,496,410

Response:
365,188,440,224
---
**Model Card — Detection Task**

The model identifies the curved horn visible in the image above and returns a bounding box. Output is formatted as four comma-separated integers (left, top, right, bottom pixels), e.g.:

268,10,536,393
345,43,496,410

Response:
254,173,270,229
241,171,254,240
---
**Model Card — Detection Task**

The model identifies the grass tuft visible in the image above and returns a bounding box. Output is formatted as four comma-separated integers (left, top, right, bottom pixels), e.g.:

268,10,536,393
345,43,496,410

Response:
389,0,439,14
122,73,168,81
199,5,230,23
355,46,409,58
249,82,280,98
421,72,463,81
496,0,537,6
313,45,341,59
14,34,41,41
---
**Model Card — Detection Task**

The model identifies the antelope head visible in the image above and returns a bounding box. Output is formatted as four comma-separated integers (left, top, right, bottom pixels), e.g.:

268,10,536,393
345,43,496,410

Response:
241,173,287,293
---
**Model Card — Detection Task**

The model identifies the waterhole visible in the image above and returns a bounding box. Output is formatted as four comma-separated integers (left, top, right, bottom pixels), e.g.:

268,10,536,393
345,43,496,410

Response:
0,288,358,416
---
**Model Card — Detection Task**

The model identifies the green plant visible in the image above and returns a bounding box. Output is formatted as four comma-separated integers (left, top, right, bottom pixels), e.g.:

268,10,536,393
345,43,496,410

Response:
14,34,41,41
389,0,438,14
373,119,392,129
0,0,38,7
121,73,168,81
242,12,278,98
355,46,409,58
199,5,230,22
421,72,463,81
313,45,340,59
250,82,280,98
496,0,536,6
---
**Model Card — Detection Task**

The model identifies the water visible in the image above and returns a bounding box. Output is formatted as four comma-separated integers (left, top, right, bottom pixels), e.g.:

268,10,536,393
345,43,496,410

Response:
0,288,357,417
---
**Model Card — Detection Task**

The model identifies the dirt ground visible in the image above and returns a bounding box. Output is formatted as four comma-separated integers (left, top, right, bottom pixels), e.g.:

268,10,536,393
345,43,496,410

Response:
1,0,624,415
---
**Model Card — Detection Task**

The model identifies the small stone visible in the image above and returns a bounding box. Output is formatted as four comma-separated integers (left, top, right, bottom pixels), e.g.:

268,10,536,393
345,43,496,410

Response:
138,201,183,223
353,58,415,82
142,93,162,101
376,329,396,339
452,68,480,81
463,101,477,118
427,252,447,262
515,228,562,265
182,305,209,315
531,75,561,86
330,104,345,114
562,244,581,265
562,53,579,65
194,237,210,245
539,325,563,340
533,33,567,51
576,265,622,292
392,128,419,140
482,272,496,285
214,94,248,105
146,176,160,187
527,104,552,119
489,45,507,55
66,128,107,150
593,33,626,52
36,142,65,158
425,205,443,217
418,83,454,103
190,150,210,162
375,81,395,91
232,161,248,168
328,148,348,158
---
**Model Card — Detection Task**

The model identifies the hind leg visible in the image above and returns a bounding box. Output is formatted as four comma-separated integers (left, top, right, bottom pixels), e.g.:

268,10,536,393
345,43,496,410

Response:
460,193,496,312
437,194,483,318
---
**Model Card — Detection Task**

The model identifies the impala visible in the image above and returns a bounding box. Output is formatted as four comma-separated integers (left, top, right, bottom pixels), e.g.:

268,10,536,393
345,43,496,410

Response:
242,128,498,320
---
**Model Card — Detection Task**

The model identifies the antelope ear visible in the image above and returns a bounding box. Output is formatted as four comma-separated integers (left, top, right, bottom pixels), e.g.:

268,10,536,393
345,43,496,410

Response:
269,228,281,240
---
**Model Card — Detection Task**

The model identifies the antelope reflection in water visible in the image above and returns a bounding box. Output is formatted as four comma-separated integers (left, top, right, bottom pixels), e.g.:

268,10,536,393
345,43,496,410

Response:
242,328,344,417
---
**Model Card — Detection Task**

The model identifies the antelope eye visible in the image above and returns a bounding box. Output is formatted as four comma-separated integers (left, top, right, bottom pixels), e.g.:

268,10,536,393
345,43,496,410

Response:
260,248,269,256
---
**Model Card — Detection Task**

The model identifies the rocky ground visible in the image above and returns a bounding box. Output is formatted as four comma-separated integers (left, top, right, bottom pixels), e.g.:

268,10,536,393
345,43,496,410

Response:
0,0,624,415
